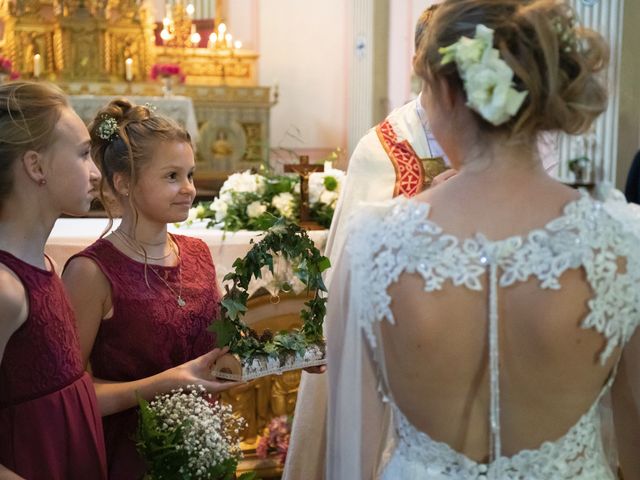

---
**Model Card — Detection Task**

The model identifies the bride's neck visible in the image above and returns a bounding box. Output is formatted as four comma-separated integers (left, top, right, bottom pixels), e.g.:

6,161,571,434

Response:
453,133,546,182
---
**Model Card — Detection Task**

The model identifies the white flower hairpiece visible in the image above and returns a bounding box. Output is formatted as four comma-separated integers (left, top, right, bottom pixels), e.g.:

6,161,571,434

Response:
97,115,118,141
439,24,528,126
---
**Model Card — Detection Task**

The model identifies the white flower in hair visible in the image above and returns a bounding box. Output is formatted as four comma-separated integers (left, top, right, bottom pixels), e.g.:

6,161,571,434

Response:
439,24,528,126
97,116,118,140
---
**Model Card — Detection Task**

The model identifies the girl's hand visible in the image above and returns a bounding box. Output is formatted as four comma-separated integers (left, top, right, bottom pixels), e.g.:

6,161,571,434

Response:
167,347,243,393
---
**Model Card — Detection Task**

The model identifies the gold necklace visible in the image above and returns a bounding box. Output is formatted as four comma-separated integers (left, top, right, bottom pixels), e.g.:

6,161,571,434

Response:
113,229,186,307
148,260,186,308
113,229,174,261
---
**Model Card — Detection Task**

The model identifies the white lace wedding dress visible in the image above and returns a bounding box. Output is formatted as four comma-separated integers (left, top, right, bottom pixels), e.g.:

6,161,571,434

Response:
326,189,640,479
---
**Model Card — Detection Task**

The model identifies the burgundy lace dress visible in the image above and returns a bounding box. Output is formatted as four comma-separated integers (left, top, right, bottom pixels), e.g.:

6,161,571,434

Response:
0,251,107,480
69,234,220,480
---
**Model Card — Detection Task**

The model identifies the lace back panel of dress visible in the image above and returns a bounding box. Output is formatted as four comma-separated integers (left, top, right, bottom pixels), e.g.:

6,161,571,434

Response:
349,192,640,479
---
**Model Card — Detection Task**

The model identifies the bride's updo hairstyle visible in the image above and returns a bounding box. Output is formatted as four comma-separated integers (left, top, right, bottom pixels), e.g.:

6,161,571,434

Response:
414,0,608,140
88,98,191,218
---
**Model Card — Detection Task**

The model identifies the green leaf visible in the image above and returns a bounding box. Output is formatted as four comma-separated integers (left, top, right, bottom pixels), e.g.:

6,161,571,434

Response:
209,318,238,347
221,297,248,321
317,256,331,273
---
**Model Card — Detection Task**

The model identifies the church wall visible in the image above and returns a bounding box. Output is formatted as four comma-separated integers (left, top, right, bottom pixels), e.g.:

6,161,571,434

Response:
387,0,432,112
616,0,640,189
257,0,348,162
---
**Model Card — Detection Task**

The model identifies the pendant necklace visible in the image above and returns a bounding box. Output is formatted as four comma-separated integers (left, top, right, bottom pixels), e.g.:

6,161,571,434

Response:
149,262,186,307
113,229,186,307
148,239,186,307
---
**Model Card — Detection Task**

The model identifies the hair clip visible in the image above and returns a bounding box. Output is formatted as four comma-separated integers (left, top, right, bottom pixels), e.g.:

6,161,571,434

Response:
97,115,118,141
144,102,158,112
552,17,578,53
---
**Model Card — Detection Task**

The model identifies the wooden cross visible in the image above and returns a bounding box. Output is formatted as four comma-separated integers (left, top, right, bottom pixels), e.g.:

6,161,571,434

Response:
285,155,323,224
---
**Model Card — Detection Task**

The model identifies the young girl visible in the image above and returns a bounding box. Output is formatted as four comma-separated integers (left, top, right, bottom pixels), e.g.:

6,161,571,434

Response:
0,81,107,479
62,99,239,479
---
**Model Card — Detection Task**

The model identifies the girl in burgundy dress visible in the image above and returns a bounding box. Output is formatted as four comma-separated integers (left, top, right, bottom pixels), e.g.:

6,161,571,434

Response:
62,99,239,480
0,81,107,479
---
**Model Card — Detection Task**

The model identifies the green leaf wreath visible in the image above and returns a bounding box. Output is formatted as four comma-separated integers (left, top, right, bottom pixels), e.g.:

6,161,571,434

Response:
210,218,330,361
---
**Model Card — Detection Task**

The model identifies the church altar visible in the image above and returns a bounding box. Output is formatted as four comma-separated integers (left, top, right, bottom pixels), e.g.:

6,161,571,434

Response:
46,217,327,475
69,94,200,143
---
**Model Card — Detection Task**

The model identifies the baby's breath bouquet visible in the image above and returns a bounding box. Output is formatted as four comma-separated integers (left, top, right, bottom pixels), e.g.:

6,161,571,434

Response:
137,385,256,480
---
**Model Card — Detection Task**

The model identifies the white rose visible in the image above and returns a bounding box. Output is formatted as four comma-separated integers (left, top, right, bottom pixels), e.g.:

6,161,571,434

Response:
309,173,324,205
271,192,296,218
219,170,266,196
465,56,527,126
186,207,199,223
246,201,267,218
319,189,339,207
209,197,228,222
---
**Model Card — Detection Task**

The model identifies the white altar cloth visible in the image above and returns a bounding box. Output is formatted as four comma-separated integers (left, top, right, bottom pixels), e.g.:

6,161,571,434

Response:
46,218,328,290
69,95,199,143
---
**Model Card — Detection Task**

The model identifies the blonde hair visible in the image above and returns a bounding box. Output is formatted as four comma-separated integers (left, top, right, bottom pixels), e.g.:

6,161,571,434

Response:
89,98,192,220
414,0,608,139
0,81,69,207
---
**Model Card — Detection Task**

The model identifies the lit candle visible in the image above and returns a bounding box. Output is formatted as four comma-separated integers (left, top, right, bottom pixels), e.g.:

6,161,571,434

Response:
208,32,217,48
33,54,41,78
125,57,133,81
324,160,333,172
233,40,242,50
225,33,232,48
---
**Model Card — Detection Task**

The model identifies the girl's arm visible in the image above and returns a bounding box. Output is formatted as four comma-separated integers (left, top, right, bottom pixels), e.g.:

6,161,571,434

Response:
0,267,29,480
63,256,240,416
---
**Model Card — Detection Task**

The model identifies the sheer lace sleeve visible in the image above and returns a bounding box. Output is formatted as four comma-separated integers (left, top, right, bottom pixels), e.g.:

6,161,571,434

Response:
326,206,392,480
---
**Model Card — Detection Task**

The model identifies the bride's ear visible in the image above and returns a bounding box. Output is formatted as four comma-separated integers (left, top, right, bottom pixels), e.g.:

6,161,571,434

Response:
439,77,458,113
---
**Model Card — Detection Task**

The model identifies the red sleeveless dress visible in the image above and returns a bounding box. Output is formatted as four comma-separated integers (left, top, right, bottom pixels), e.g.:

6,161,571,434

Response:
0,251,107,480
68,234,220,480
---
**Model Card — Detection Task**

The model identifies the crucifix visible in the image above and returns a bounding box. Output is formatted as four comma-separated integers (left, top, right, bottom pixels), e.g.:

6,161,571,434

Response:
285,155,323,226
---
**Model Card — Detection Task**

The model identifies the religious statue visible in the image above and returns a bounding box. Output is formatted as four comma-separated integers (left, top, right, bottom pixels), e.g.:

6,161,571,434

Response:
270,370,301,416
212,129,234,160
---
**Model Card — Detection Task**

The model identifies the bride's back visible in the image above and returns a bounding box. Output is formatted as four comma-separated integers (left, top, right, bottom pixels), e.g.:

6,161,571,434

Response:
327,2,640,478
382,178,619,461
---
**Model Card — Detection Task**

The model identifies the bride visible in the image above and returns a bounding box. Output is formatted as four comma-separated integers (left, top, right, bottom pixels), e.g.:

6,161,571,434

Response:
326,0,640,478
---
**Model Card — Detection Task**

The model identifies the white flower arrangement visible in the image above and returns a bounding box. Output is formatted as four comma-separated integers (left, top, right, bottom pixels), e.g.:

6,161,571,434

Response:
439,24,528,126
187,167,345,231
137,385,255,479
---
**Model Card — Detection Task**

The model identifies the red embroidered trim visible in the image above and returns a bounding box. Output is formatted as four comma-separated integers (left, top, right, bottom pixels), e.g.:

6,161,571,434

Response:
376,120,425,197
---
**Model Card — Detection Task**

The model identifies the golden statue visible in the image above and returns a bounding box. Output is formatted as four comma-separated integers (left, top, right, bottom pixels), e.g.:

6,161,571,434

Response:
212,129,234,160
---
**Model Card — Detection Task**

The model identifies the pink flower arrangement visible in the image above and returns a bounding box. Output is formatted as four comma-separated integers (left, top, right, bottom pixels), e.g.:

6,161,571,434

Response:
256,415,291,465
0,56,19,79
0,56,12,73
150,63,185,82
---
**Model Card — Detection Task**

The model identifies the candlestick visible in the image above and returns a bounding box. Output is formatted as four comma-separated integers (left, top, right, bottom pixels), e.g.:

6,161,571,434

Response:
125,58,133,82
33,54,41,79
